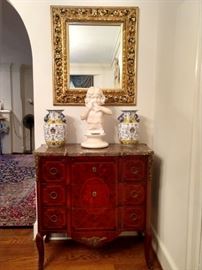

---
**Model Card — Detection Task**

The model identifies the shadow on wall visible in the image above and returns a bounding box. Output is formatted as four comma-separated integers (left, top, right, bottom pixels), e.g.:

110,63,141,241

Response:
103,107,117,143
65,115,77,143
138,115,151,145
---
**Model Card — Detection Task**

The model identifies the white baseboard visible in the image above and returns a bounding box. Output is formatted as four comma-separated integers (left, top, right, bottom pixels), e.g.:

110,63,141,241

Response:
152,227,179,270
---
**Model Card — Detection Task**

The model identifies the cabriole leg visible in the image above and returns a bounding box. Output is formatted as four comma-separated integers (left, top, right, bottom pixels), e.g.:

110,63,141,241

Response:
36,232,44,270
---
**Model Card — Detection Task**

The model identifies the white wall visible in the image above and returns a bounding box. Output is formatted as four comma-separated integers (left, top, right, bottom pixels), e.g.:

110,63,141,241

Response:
0,64,13,153
0,63,12,110
0,2,2,63
9,0,158,148
0,1,4,64
152,1,201,270
0,0,33,153
11,64,24,152
1,0,31,65
21,65,34,152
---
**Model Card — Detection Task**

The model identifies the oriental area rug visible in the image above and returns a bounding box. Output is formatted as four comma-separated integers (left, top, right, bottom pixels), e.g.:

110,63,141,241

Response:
0,154,36,227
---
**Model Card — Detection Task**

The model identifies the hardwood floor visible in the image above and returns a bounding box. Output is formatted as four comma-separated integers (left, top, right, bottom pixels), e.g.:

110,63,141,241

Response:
0,228,162,270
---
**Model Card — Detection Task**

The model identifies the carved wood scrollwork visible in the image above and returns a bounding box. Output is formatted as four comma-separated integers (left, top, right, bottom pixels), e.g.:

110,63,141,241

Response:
51,6,139,105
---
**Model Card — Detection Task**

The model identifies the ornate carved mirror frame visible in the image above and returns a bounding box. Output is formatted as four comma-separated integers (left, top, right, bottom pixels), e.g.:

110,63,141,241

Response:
51,6,138,105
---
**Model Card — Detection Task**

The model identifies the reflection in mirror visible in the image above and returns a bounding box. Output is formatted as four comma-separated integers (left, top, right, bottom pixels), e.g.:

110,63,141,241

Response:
69,24,122,89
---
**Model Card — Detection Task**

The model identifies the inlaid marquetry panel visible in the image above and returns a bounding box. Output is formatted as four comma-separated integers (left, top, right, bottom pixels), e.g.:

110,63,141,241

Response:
72,177,116,208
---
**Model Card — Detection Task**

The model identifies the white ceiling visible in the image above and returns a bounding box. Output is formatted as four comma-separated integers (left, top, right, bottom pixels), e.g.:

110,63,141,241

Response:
69,24,121,65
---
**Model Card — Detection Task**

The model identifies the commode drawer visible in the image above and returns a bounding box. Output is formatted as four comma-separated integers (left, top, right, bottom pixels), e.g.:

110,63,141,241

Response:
71,158,117,184
72,208,116,230
118,183,145,206
119,206,145,230
41,185,66,205
120,156,147,181
42,207,66,229
39,157,67,183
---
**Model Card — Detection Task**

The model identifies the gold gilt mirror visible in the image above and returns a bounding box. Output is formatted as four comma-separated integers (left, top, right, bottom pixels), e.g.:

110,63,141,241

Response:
51,6,138,105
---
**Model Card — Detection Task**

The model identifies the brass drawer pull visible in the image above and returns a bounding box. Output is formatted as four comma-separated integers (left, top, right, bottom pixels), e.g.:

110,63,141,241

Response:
130,190,138,198
130,213,137,222
49,191,58,200
92,191,97,197
92,166,97,173
49,167,58,175
50,214,58,223
131,167,138,175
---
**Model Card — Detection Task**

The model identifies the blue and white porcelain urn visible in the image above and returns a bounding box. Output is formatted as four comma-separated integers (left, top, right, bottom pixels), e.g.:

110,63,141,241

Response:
43,109,66,147
117,110,140,144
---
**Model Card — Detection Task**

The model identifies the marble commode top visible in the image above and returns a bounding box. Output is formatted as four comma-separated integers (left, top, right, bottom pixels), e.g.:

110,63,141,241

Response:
34,143,153,157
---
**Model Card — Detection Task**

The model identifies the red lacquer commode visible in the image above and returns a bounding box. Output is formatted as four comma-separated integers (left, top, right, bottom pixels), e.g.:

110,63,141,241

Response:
34,143,153,270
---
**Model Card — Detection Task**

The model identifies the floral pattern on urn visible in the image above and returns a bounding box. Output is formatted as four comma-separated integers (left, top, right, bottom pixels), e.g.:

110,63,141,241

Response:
44,110,66,147
118,110,140,144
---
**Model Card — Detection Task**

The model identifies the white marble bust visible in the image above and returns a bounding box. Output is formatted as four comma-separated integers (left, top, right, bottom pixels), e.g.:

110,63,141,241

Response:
81,87,112,135
80,87,112,148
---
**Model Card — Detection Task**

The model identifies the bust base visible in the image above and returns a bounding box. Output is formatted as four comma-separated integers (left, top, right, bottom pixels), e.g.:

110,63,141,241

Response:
81,134,108,149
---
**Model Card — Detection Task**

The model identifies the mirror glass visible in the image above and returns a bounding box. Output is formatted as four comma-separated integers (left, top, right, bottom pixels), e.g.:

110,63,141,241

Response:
68,24,122,89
